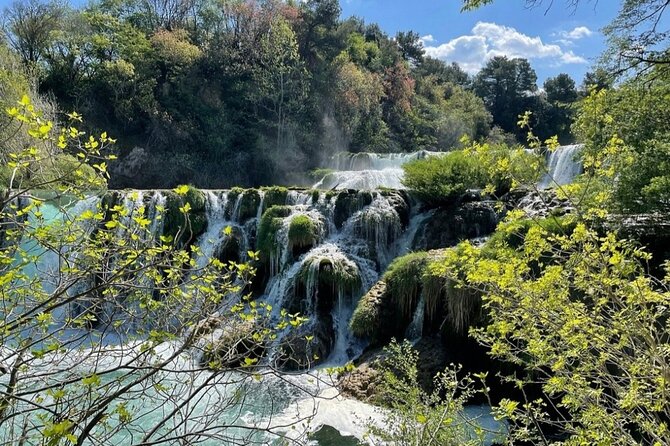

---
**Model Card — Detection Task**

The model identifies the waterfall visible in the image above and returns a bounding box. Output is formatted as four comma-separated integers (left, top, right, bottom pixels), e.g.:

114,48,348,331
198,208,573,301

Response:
314,150,445,190
405,294,425,342
540,144,584,189
4,188,506,445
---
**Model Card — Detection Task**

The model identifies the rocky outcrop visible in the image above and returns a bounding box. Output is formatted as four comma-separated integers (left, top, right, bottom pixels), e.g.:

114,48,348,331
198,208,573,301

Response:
505,188,575,218
413,201,499,251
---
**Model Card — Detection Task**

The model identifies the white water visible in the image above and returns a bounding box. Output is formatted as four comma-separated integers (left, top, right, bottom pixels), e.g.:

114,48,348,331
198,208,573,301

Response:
539,144,583,189
314,150,445,190
405,294,425,342
314,169,405,190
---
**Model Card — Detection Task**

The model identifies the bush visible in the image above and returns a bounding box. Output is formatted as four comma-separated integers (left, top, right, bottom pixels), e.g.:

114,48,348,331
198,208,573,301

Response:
402,151,486,205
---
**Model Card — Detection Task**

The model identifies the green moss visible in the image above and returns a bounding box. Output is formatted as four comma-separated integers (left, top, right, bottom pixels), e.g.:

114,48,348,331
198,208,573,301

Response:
383,252,430,317
183,186,206,213
262,186,289,211
163,187,208,244
257,206,292,261
288,214,318,251
311,190,320,204
225,187,243,219
238,189,261,222
225,188,261,222
298,255,362,294
350,282,387,340
317,260,361,290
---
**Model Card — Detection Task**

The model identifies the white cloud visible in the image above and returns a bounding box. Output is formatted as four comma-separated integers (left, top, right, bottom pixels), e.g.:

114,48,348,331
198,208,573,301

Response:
420,34,435,44
558,26,594,41
424,21,587,74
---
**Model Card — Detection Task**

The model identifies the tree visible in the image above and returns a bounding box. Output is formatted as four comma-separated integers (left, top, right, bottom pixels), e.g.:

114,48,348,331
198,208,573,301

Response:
2,0,64,65
472,56,538,138
542,73,578,142
574,69,670,212
544,73,577,103
396,30,424,65
581,68,612,94
418,107,670,444
416,57,470,87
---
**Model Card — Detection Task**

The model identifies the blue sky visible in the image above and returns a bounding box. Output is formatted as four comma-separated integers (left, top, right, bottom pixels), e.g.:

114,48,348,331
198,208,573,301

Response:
340,0,620,84
0,0,619,84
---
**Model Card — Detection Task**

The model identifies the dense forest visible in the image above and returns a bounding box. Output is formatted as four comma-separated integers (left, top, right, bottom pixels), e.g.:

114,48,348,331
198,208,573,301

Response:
0,0,593,189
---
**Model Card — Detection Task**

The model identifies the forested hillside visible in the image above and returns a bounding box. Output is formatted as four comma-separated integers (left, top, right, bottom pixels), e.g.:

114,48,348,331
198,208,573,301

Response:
1,0,586,189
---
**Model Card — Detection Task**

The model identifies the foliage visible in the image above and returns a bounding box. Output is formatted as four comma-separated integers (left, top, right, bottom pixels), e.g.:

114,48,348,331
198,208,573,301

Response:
425,109,670,443
573,71,670,213
368,340,491,446
403,144,542,205
0,0,507,188
402,151,486,205
472,56,538,139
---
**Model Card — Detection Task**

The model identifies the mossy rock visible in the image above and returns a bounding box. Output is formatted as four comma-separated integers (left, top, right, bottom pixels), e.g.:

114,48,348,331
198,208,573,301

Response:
296,254,362,315
383,190,411,227
275,316,334,371
311,189,320,204
350,280,389,343
333,191,374,229
383,251,430,318
413,202,499,251
100,190,121,221
227,188,261,222
257,205,292,262
214,226,244,263
261,186,289,211
182,186,206,213
288,214,318,255
300,258,361,291
163,188,208,245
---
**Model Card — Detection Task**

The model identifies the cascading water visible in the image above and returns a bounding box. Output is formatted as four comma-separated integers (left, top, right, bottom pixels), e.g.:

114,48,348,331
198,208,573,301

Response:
5,187,506,445
314,150,444,190
540,144,584,189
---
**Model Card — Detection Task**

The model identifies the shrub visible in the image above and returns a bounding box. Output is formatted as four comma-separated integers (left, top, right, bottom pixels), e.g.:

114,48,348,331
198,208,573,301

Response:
402,151,486,205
